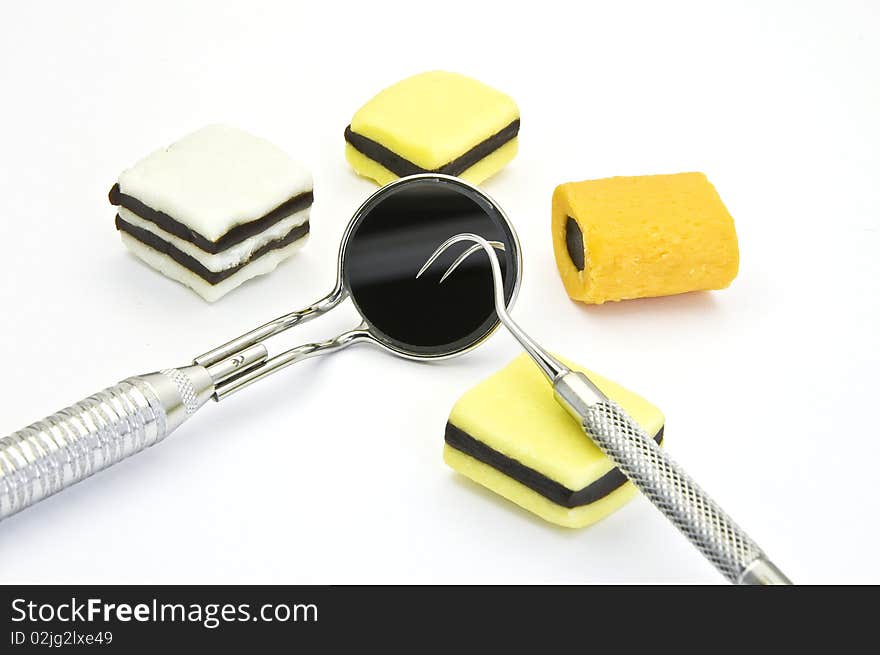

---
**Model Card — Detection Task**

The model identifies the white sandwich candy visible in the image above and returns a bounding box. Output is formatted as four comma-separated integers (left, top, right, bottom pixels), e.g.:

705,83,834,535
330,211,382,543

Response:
110,124,313,301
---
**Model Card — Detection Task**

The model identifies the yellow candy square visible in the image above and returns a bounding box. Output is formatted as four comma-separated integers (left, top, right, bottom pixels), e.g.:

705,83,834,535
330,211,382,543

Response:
446,354,665,528
344,71,519,185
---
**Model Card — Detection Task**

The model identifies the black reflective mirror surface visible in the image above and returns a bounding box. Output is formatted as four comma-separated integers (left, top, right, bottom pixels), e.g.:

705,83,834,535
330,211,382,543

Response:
342,176,520,357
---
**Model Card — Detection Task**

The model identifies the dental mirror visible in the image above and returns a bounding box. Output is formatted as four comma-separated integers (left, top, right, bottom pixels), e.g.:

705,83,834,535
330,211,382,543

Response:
196,173,522,398
0,173,522,520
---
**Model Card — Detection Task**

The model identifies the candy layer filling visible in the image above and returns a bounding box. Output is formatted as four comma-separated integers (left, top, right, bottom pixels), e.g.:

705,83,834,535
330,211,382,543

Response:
344,119,520,178
446,423,663,508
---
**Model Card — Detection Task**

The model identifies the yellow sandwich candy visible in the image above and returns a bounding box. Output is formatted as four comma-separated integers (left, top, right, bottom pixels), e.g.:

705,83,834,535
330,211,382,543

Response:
552,172,739,304
445,354,664,529
344,71,519,185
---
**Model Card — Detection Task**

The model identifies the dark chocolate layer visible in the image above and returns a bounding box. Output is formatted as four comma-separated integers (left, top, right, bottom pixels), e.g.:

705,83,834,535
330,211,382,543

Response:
116,214,309,285
109,184,313,254
445,422,664,509
344,118,520,178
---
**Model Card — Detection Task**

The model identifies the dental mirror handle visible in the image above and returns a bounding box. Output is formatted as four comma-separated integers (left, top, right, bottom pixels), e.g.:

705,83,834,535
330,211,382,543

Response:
0,366,216,521
0,320,359,522
554,370,792,585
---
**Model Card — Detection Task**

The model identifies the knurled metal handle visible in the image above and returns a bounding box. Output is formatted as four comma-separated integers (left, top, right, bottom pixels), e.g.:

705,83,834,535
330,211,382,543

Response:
0,362,222,523
554,370,790,584
582,399,767,583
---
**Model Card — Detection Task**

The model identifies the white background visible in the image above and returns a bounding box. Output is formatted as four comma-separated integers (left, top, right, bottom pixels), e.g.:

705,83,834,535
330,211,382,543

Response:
0,1,877,584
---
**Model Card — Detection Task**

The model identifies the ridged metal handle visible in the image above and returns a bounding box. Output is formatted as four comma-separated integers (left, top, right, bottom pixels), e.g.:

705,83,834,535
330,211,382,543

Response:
582,400,768,583
555,371,790,584
0,367,213,521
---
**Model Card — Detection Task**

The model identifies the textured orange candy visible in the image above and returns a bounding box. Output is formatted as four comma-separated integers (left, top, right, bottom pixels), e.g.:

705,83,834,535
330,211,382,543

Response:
552,172,739,304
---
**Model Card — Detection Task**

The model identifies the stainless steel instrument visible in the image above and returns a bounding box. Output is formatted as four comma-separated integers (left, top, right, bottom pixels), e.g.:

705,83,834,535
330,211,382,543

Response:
0,175,522,522
418,233,792,585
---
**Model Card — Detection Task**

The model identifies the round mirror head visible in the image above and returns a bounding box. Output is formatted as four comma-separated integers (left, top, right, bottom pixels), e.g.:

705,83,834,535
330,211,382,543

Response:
341,174,522,359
